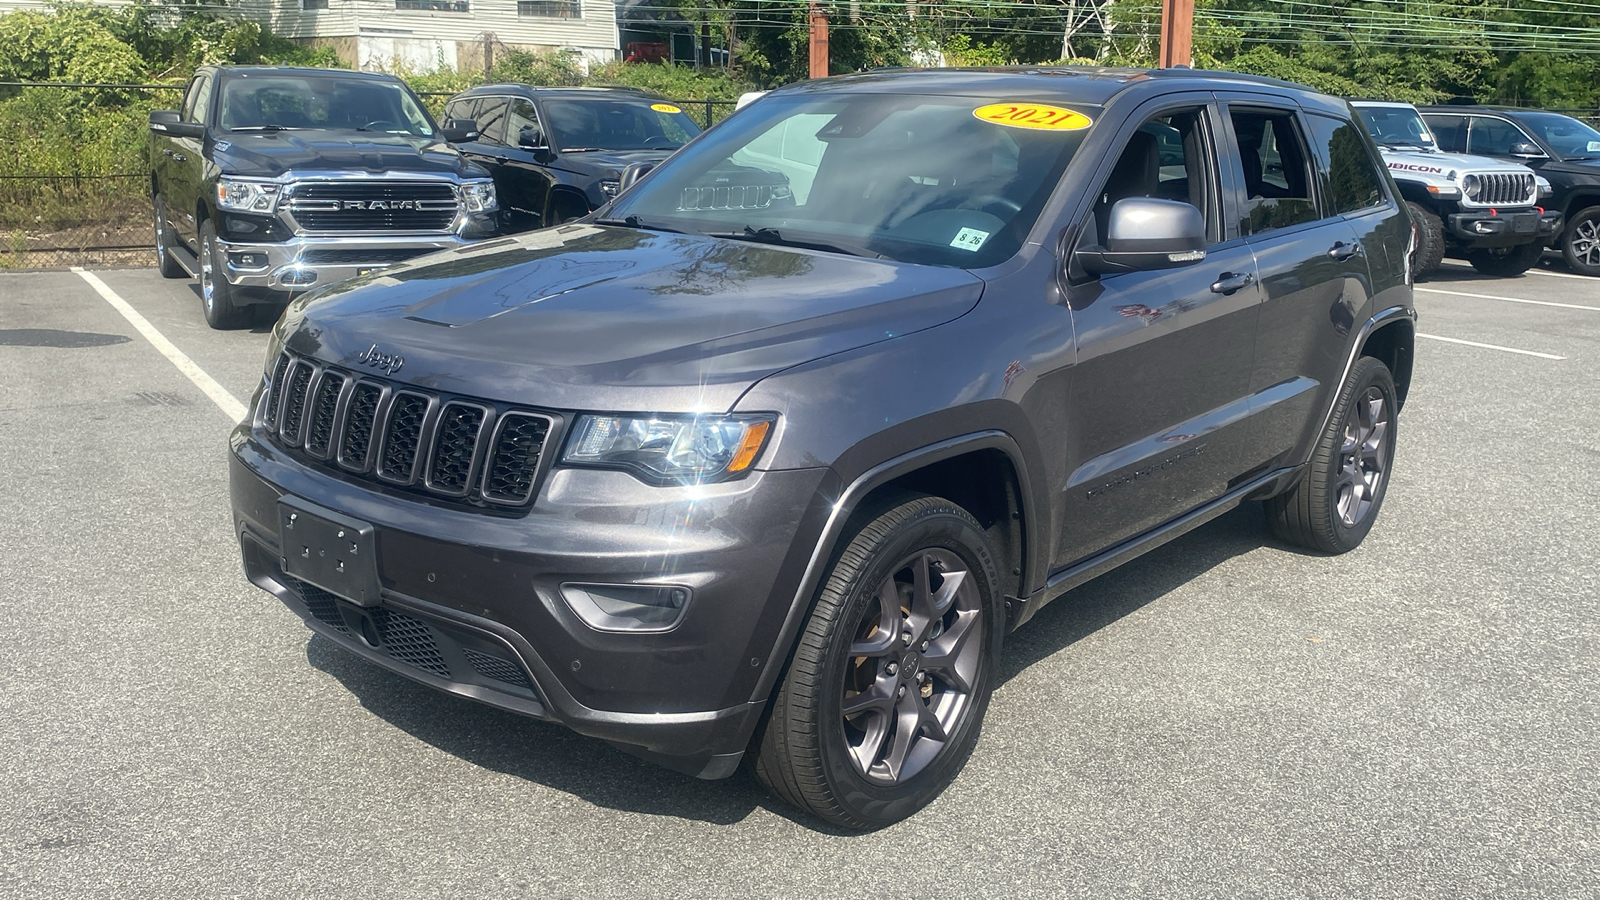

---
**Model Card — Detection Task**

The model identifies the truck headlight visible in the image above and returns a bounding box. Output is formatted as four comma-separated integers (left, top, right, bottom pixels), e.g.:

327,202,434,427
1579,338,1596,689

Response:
460,180,498,212
1537,176,1553,199
217,178,280,213
599,179,621,198
563,413,775,484
1462,174,1481,201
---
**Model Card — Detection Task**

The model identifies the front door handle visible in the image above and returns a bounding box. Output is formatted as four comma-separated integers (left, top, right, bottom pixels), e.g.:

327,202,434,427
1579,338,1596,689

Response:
170,151,187,162
1328,240,1362,260
1210,271,1255,295
495,155,510,164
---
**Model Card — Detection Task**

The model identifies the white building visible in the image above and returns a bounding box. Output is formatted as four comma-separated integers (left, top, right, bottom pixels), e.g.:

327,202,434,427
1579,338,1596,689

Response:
0,0,620,73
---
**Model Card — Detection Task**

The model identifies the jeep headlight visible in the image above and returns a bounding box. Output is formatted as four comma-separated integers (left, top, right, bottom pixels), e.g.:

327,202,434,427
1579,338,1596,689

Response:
217,178,280,213
460,180,498,212
1462,174,1482,201
563,413,775,483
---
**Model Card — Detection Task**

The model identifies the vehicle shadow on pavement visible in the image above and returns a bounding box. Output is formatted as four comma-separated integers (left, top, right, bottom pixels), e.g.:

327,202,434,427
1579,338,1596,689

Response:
998,503,1272,683
304,636,781,827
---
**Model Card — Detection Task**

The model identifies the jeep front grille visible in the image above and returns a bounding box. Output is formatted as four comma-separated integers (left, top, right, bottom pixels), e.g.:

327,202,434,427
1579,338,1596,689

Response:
679,184,773,211
262,351,556,511
1465,172,1536,207
286,182,458,232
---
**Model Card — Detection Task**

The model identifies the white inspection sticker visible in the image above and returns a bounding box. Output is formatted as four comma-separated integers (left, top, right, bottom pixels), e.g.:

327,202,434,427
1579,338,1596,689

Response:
950,227,991,251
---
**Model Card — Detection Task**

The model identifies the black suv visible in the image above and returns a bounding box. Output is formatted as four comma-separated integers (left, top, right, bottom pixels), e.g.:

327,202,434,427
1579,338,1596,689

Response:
442,85,704,232
1419,105,1600,276
150,66,497,328
232,68,1416,829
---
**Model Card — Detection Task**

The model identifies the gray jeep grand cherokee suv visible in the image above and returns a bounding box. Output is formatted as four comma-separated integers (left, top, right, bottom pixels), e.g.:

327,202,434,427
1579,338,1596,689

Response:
231,68,1416,829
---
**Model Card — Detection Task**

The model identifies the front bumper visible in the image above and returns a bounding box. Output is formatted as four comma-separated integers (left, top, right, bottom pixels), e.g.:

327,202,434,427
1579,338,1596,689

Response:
229,420,831,777
218,234,480,293
1446,209,1564,248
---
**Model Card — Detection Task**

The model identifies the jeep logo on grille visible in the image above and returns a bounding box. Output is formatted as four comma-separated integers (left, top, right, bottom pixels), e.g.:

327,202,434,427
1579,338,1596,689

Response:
337,199,421,211
354,343,405,375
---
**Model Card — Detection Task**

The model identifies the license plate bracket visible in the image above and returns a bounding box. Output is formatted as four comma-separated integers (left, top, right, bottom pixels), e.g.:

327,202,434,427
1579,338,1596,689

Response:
277,496,381,606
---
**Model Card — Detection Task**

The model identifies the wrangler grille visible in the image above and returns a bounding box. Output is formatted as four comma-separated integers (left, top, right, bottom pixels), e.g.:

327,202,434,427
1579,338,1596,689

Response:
261,352,556,511
1464,172,1536,207
286,182,458,232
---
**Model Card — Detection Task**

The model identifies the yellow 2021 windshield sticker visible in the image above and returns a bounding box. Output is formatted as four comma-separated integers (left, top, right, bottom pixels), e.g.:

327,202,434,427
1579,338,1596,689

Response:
973,103,1093,131
651,103,682,114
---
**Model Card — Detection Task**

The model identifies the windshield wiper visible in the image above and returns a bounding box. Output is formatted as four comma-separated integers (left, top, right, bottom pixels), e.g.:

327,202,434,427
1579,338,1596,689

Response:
594,214,687,234
706,226,886,259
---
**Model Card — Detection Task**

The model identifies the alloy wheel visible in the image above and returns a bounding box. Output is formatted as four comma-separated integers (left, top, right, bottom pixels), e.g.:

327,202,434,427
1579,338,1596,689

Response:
1572,216,1600,269
1336,386,1390,527
840,548,983,784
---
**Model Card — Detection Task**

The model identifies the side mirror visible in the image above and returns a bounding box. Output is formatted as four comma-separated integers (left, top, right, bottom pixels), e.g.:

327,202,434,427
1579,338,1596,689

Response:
440,118,479,143
1076,198,1207,276
1510,141,1546,159
618,161,657,192
516,125,546,150
150,110,204,139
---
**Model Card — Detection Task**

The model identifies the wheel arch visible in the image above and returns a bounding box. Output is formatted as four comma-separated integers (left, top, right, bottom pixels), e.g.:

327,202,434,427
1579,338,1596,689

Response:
1561,189,1600,221
545,183,593,220
748,430,1043,708
1359,314,1415,410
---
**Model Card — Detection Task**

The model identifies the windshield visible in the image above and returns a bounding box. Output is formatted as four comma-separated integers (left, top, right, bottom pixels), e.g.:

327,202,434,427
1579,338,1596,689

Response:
605,93,1095,268
1355,105,1435,148
218,74,436,137
542,98,702,151
1516,112,1600,159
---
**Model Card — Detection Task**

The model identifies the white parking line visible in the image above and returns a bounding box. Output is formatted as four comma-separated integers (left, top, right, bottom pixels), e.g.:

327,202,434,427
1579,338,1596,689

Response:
71,267,247,422
1527,267,1593,281
1415,286,1600,312
1416,332,1566,360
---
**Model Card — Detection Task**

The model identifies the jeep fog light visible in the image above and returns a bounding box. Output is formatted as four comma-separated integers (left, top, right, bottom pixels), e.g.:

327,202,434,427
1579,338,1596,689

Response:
561,583,690,632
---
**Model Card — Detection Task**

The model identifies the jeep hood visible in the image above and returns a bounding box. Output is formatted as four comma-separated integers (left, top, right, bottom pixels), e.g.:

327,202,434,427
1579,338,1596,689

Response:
1377,146,1532,176
281,224,985,412
210,131,485,180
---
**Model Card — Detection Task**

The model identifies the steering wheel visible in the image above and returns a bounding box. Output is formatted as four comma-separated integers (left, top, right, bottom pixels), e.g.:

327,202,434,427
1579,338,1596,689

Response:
642,135,676,148
363,120,401,132
964,193,1024,217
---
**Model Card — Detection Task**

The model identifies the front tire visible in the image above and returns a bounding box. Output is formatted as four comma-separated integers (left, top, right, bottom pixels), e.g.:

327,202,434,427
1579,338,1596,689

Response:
1406,201,1445,279
1466,241,1543,277
1561,204,1600,276
755,494,1005,830
1267,357,1398,554
198,219,251,330
153,194,187,279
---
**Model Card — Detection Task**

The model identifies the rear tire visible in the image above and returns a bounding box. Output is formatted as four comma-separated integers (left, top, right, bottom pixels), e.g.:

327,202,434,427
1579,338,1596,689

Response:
1466,240,1543,277
1561,204,1600,276
1406,201,1445,279
198,220,252,330
755,494,1004,830
546,193,589,227
153,193,187,279
1267,357,1398,554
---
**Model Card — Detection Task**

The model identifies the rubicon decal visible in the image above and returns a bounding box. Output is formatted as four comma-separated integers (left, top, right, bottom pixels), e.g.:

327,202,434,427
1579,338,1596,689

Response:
1389,162,1444,174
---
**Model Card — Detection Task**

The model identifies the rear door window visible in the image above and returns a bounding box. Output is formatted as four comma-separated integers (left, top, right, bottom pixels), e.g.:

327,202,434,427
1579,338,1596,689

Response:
1305,113,1388,215
1423,113,1466,151
475,99,510,146
1228,107,1319,235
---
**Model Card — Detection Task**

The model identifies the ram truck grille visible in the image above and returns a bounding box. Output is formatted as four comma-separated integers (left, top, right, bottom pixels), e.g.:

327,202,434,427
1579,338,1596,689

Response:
261,352,556,510
286,182,459,232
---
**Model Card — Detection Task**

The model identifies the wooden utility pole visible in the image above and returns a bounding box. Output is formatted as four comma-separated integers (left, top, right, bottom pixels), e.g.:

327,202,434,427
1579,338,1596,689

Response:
809,2,830,79
1159,0,1194,68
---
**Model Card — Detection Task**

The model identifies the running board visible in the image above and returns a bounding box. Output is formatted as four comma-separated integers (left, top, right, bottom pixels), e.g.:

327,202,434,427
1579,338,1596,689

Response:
171,244,200,278
1010,466,1300,630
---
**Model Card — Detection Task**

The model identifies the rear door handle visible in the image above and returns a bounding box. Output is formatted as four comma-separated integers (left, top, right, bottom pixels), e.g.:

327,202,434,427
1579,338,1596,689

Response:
495,155,510,165
1328,241,1362,260
1210,271,1255,294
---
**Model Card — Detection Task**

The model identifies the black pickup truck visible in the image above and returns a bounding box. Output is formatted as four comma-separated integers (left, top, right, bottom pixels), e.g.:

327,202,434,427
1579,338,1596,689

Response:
150,66,499,328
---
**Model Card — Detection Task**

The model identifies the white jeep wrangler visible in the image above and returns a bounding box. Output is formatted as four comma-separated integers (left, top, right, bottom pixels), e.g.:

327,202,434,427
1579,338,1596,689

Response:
1352,100,1562,277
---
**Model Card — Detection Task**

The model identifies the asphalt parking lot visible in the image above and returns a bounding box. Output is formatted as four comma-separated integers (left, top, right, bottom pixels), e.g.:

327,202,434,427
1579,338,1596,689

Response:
2,257,1596,898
